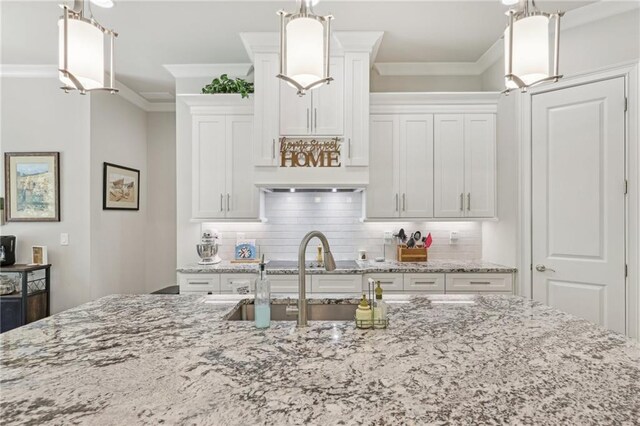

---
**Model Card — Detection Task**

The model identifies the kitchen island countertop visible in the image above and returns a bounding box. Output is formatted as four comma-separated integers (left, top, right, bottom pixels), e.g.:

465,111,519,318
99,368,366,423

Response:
1,294,638,425
177,259,517,274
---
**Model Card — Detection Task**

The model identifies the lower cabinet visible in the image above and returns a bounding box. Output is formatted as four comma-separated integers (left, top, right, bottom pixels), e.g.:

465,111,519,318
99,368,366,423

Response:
177,273,220,294
220,274,255,294
363,273,403,292
404,273,445,293
311,275,362,293
445,273,513,293
270,275,310,294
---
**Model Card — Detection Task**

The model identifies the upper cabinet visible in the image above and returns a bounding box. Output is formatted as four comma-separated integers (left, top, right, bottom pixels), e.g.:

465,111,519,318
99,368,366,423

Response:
280,58,344,136
253,53,280,166
434,113,496,218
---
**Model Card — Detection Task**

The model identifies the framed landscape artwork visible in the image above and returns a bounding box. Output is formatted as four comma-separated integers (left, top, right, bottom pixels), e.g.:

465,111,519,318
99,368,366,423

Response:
4,152,60,222
103,162,140,210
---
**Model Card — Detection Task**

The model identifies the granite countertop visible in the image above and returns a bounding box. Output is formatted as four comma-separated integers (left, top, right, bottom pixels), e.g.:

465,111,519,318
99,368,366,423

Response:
177,259,517,274
2,294,639,425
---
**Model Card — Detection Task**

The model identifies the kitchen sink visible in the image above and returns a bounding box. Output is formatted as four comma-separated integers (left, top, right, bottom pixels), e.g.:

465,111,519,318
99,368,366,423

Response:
225,300,359,321
266,260,360,270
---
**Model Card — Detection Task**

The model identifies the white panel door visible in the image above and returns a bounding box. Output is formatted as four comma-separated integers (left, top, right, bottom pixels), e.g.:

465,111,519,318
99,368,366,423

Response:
400,114,434,218
192,115,226,219
280,81,312,135
344,52,369,166
367,115,399,218
464,114,496,218
312,58,344,135
253,53,280,166
226,115,258,219
434,115,465,218
532,77,626,333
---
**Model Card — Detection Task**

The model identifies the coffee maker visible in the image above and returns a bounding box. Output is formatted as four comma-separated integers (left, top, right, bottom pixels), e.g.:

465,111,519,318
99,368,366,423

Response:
0,235,16,267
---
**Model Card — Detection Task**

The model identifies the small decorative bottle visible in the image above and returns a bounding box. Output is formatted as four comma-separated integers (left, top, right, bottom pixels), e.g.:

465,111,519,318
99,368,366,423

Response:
355,294,372,329
254,255,271,329
374,281,387,328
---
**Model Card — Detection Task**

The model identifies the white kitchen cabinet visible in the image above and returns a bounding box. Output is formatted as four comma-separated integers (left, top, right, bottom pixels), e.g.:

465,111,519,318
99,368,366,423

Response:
344,52,370,166
445,273,513,293
434,114,495,218
367,114,434,219
280,58,344,136
363,273,404,292
178,273,220,294
192,113,258,220
220,274,255,294
311,275,361,293
403,273,445,292
270,275,310,294
253,53,280,166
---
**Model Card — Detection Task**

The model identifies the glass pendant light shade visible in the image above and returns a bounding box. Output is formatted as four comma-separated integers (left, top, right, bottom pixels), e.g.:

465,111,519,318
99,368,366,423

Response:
285,17,324,89
58,18,105,90
504,15,549,89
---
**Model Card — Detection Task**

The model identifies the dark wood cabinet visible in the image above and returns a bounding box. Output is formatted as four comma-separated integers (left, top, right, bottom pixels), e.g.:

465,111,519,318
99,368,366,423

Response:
0,264,50,333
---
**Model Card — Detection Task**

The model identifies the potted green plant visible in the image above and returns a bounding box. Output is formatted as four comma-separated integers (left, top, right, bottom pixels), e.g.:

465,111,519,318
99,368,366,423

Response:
201,74,254,99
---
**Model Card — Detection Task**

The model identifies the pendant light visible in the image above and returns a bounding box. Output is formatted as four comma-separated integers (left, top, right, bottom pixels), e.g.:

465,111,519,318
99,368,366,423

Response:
58,0,118,94
503,0,564,93
277,0,334,96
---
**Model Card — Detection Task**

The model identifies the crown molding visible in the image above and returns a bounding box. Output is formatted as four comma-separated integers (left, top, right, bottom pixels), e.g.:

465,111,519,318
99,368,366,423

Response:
333,31,385,63
373,0,639,78
163,63,252,79
1,64,175,112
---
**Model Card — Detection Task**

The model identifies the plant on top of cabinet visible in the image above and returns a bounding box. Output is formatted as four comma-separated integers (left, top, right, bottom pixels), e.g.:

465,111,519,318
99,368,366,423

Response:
201,74,254,99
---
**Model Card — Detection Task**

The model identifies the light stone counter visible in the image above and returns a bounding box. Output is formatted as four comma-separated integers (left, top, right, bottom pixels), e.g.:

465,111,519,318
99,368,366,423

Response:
1,294,638,425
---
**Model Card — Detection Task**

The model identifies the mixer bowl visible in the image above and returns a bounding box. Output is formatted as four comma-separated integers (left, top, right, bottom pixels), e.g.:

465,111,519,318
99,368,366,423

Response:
197,243,220,265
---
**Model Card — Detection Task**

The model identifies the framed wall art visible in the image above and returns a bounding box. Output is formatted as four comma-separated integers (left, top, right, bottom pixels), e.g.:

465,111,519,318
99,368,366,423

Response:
4,152,60,222
103,162,140,211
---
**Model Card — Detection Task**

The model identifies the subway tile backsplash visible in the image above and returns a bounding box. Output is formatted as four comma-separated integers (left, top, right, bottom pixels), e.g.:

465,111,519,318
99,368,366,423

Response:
202,192,482,261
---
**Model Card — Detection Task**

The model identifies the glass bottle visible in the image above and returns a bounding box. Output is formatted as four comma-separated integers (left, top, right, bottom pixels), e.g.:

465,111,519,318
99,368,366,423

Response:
254,256,271,329
374,281,387,328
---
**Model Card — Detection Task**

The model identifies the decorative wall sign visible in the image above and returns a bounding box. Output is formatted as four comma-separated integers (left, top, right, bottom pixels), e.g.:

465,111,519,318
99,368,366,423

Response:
4,152,60,222
103,162,140,210
279,137,341,168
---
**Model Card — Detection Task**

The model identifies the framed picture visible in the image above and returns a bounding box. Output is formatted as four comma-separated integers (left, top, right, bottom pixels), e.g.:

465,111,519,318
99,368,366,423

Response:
4,152,60,222
235,238,257,261
103,162,140,210
31,246,48,265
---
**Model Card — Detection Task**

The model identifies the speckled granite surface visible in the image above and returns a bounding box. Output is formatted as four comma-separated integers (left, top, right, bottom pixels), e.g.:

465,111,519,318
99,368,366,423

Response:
1,294,638,425
177,259,517,274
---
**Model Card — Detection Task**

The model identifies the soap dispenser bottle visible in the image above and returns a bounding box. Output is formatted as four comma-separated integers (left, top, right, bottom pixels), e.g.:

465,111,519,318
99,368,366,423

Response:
374,281,387,328
355,294,372,329
254,255,271,329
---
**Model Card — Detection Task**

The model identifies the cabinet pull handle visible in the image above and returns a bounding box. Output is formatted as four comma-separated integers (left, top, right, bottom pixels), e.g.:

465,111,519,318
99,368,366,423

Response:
227,194,231,211
415,281,435,285
220,194,224,212
395,193,399,212
470,281,491,285
460,193,464,211
314,108,317,132
467,193,471,211
190,281,209,286
272,139,276,159
348,138,352,159
306,108,310,132
403,193,406,211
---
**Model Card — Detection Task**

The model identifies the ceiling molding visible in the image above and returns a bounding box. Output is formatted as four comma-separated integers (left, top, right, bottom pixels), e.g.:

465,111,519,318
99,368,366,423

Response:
373,0,639,78
1,64,175,112
333,31,385,63
163,64,252,79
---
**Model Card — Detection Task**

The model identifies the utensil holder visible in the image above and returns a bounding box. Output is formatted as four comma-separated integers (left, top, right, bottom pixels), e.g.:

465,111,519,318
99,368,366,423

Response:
396,244,428,262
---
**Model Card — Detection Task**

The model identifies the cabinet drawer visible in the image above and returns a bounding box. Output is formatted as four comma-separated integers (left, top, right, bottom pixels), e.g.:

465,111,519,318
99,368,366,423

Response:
311,275,361,293
178,273,220,294
403,273,445,292
220,274,255,294
445,273,513,293
363,273,403,292
270,275,310,294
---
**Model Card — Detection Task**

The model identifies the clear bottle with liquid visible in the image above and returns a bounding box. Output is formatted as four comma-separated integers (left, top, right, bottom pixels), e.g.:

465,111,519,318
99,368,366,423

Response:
254,256,271,329
374,281,387,328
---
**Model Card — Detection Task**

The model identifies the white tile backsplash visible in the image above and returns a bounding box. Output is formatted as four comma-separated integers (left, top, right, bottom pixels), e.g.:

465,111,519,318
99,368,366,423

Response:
203,192,482,261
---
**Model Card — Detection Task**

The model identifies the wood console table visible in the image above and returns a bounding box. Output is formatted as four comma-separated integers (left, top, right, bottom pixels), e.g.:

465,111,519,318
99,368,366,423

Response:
0,264,51,333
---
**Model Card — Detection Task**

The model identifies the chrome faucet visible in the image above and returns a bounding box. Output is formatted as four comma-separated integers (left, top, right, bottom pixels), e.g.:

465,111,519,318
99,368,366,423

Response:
295,231,336,326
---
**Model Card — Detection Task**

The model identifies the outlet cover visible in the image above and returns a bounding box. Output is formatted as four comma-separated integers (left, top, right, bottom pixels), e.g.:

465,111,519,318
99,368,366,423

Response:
60,233,69,246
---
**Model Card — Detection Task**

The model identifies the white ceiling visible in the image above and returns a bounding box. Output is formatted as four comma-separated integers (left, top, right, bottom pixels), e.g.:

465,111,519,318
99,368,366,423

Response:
1,0,596,99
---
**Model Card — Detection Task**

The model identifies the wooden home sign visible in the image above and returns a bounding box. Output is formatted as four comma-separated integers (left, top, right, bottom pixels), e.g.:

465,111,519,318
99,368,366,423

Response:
279,137,342,168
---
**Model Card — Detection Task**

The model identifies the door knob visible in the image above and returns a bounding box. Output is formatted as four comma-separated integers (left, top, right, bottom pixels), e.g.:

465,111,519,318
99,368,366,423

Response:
535,264,556,272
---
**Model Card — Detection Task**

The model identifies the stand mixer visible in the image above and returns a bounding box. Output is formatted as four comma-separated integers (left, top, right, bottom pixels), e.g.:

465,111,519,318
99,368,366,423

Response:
197,231,221,265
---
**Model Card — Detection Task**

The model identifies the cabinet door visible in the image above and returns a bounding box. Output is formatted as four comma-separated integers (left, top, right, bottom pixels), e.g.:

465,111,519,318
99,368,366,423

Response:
344,52,369,166
363,273,403,292
280,81,312,135
464,114,496,218
270,275,311,293
178,273,220,294
445,273,512,293
367,115,400,218
312,58,344,135
400,115,434,218
192,115,227,219
434,115,465,218
253,53,280,166
220,274,256,294
403,273,445,293
226,115,258,218
311,275,362,293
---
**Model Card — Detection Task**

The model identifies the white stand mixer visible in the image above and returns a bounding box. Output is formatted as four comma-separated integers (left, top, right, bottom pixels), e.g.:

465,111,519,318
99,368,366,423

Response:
196,230,221,265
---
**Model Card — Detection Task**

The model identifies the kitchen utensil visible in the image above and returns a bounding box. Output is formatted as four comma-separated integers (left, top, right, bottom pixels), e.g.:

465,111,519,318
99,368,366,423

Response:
425,233,433,248
394,228,407,243
406,233,415,248
413,231,422,242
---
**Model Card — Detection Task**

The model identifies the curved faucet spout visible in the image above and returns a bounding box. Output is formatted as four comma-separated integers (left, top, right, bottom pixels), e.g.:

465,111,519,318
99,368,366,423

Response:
297,231,335,326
